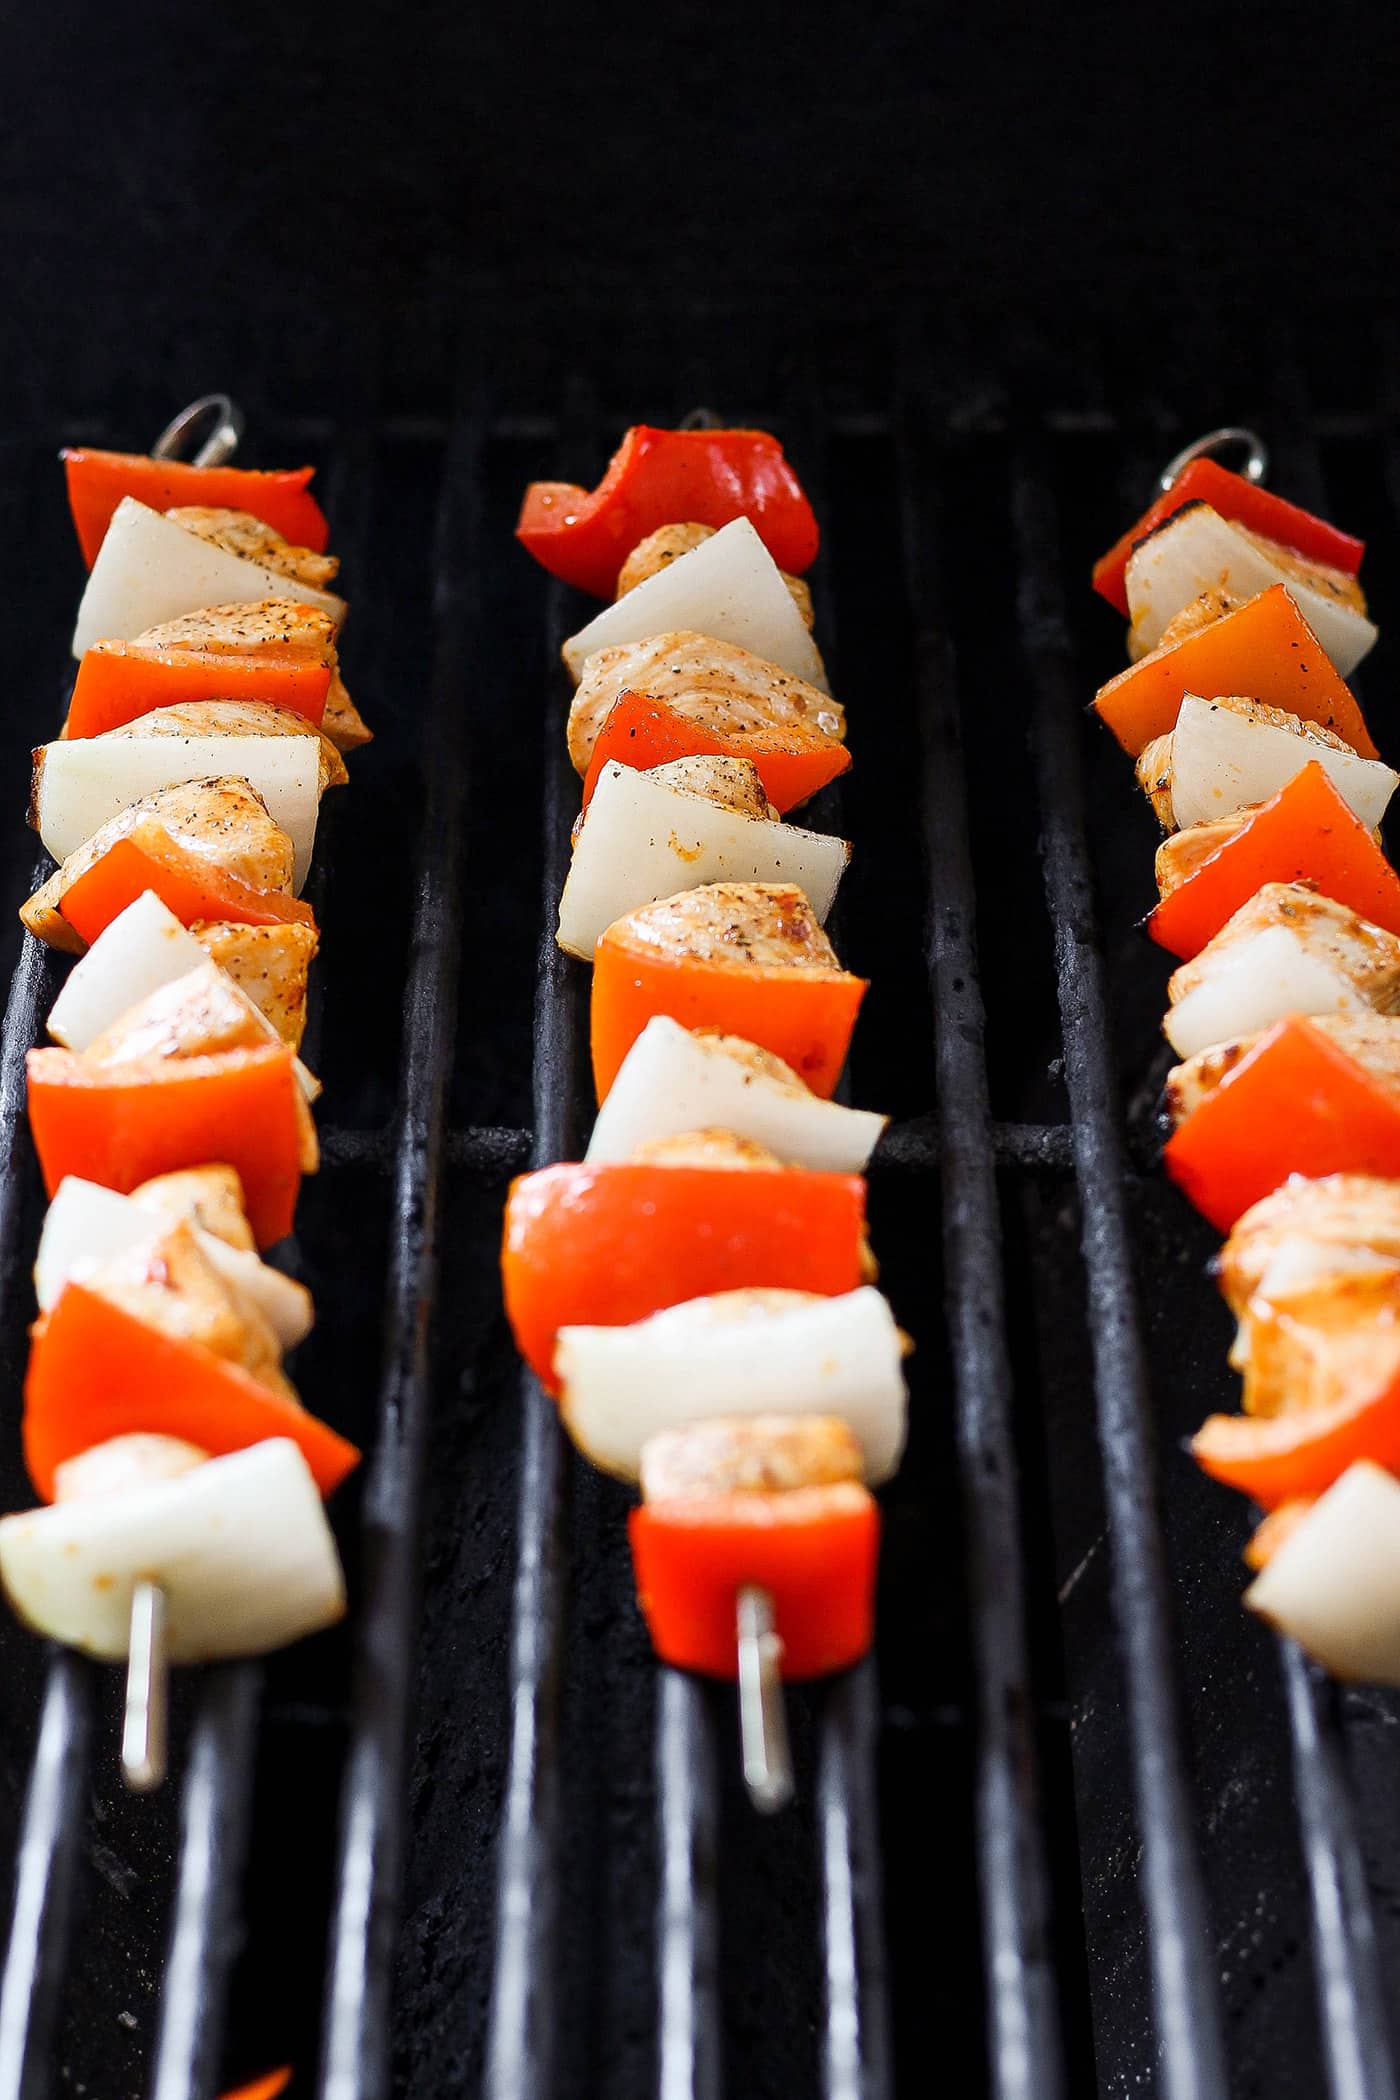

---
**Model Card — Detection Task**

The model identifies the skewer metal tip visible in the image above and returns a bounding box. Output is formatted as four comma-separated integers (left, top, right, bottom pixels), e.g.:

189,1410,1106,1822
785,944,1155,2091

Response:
150,391,244,468
1158,424,1269,493
121,1580,168,1793
737,1585,794,1814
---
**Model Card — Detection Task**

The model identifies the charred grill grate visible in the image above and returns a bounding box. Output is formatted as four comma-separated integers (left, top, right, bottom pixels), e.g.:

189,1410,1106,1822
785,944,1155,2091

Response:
0,338,1396,2096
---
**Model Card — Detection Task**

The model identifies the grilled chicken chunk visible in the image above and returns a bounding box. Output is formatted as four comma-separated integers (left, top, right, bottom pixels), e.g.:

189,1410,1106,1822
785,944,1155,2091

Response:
639,1413,864,1503
616,523,816,630
1152,587,1251,654
189,919,318,1048
21,777,296,953
164,508,340,593
84,961,270,1066
647,754,778,820
133,599,371,752
1215,1177,1400,1420
1220,1176,1400,1320
1136,697,1357,830
629,1129,787,1171
1165,1010,1400,1125
99,699,348,791
1155,810,1257,897
129,1164,258,1253
610,880,843,972
567,631,845,777
1163,882,1400,1060
82,1220,295,1398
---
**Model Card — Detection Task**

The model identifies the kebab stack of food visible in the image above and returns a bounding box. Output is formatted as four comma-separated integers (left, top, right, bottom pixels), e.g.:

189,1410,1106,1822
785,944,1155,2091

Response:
1091,446,1400,1683
0,439,370,1685
504,427,910,1711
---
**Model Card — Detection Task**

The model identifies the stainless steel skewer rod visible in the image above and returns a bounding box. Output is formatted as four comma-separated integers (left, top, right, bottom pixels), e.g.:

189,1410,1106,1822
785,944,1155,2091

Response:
737,1585,794,1814
149,391,245,469
122,1580,168,1793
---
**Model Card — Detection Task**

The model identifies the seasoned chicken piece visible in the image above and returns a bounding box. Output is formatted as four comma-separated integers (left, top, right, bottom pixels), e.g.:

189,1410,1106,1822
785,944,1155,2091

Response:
20,778,296,953
189,919,318,1048
1236,525,1369,614
692,1029,813,1089
648,755,778,821
1152,586,1251,653
130,1164,258,1252
609,880,842,972
1163,882,1400,1060
617,523,816,630
640,1413,864,1502
1165,1010,1400,1125
1155,810,1256,897
629,1129,787,1171
1220,1176,1400,1321
82,1220,294,1398
164,507,340,593
567,631,844,777
133,599,371,752
101,700,348,791
1228,1264,1400,1419
85,962,270,1066
1135,696,1356,831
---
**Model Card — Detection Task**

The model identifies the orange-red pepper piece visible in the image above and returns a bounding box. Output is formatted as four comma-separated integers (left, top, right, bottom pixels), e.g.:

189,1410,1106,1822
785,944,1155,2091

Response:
629,1483,880,1678
1147,762,1400,961
63,449,329,569
1164,1014,1400,1233
68,643,331,738
1093,583,1378,760
501,1161,868,1390
1192,1369,1400,1511
24,1284,356,1503
58,834,316,949
218,2078,292,2100
579,689,850,817
27,1042,309,1248
1092,460,1364,617
517,426,819,598
591,917,865,1104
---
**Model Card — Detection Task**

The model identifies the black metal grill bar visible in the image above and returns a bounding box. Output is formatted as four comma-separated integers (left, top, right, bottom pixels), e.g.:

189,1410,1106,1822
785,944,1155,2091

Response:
655,1674,720,2100
1282,1645,1400,2100
0,1657,93,2100
149,1667,263,2100
315,401,478,2100
1013,443,1231,2100
817,1665,891,2100
483,571,581,2100
897,381,1067,2100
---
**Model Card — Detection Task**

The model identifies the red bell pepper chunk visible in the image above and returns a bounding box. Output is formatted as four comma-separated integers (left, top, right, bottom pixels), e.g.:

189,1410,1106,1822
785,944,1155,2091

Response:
629,1483,880,1679
24,1283,357,1503
58,831,317,949
1164,1014,1400,1232
62,449,329,569
218,2078,292,2100
1092,458,1364,617
517,426,820,598
1148,763,1400,961
1092,583,1378,760
580,689,850,818
500,1161,868,1390
591,907,866,1103
68,643,331,738
27,1042,310,1248
1192,1366,1400,1511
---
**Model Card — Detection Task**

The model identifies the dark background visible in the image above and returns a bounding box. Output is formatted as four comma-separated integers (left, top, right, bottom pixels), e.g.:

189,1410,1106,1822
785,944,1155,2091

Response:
2,0,1399,418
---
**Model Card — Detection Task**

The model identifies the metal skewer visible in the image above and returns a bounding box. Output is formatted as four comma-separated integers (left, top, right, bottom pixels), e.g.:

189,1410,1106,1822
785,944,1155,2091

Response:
737,1585,794,1814
122,1581,168,1792
117,393,245,1792
1158,423,1269,492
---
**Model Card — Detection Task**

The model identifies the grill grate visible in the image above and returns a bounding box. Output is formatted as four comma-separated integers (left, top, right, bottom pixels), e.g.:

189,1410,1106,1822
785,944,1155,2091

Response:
0,344,1397,2096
